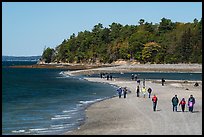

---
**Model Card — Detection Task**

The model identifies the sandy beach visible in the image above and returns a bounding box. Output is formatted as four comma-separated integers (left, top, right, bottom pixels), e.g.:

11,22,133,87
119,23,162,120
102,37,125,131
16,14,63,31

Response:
64,64,202,135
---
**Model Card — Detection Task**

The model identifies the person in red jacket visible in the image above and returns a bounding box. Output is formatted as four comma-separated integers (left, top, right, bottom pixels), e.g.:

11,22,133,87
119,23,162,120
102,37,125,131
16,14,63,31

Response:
152,94,158,111
179,98,186,112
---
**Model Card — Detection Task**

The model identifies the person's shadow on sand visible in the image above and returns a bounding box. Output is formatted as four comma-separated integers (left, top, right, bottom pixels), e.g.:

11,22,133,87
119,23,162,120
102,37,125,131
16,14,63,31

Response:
176,110,200,113
191,110,200,113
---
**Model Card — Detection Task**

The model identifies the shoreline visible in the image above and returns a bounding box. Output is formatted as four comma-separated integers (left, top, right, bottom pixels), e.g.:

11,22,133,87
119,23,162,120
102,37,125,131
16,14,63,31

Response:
63,64,202,135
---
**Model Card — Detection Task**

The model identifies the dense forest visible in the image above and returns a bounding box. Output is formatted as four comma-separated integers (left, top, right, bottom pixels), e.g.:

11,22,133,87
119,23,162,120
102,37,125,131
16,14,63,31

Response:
41,18,202,64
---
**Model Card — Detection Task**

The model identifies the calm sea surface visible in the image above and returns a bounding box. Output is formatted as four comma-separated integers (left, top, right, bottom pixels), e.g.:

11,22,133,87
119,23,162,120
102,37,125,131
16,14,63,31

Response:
2,61,202,135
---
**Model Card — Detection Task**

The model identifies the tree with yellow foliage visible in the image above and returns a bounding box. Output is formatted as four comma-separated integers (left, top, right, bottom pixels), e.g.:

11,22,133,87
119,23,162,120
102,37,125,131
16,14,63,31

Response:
142,42,161,63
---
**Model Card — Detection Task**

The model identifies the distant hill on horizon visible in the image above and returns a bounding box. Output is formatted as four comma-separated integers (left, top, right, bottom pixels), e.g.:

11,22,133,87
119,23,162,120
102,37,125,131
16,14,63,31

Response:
2,55,41,61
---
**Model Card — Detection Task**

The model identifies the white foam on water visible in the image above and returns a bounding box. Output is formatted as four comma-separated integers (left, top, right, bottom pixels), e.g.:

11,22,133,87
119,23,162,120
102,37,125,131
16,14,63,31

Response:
29,128,49,131
59,71,70,78
62,123,75,127
51,116,71,120
54,114,71,118
50,126,65,130
62,109,77,113
110,84,118,89
77,118,84,121
12,130,25,133
79,98,104,105
59,71,64,75
67,123,75,126
50,124,64,128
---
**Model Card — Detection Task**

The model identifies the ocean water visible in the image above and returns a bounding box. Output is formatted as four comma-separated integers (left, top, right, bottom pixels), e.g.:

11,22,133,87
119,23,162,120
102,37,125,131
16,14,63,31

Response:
2,61,118,135
2,61,202,135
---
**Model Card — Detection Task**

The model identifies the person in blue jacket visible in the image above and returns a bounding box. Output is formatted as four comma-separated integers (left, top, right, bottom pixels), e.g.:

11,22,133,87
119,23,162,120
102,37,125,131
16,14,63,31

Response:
117,87,122,98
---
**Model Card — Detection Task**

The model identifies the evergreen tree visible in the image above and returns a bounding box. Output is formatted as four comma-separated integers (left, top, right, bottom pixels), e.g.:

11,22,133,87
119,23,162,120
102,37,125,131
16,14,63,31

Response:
40,18,202,64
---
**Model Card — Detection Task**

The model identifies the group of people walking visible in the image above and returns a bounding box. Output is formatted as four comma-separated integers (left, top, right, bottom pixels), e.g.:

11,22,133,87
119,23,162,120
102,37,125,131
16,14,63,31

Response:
135,85,157,111
136,86,152,98
171,94,195,112
117,87,128,99
100,73,112,80
116,78,196,113
115,74,197,113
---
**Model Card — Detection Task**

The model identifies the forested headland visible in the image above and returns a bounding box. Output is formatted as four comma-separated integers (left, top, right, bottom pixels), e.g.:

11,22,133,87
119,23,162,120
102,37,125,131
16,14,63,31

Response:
40,18,202,64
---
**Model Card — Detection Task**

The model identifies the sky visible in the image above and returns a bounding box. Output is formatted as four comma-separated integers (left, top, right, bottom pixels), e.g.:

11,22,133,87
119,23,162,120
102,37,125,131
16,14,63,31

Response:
2,2,202,56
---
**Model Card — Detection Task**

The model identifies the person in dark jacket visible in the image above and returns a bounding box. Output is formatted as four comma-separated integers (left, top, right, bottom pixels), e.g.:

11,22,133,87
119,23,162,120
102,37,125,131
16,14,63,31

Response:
188,95,195,112
137,79,141,85
136,86,140,97
172,95,179,112
110,74,112,81
162,78,165,86
123,87,127,98
179,98,186,112
147,87,152,98
107,74,109,80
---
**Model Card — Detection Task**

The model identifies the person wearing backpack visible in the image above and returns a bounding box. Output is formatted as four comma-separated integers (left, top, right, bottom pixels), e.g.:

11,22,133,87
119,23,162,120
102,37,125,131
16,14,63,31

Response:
179,98,186,112
171,95,179,112
152,94,158,111
188,95,195,112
